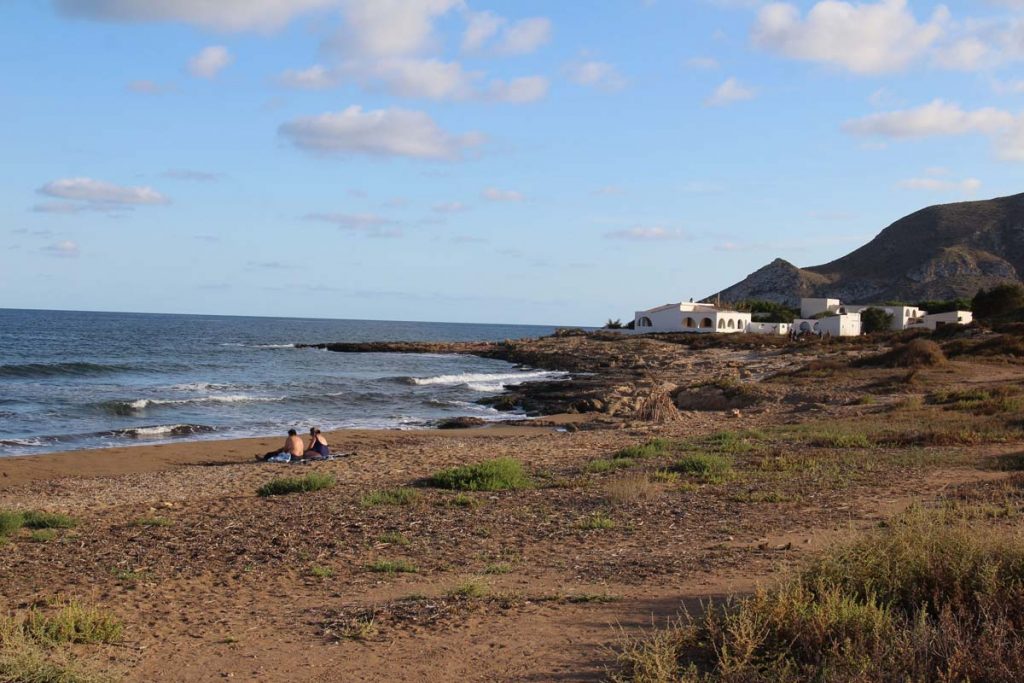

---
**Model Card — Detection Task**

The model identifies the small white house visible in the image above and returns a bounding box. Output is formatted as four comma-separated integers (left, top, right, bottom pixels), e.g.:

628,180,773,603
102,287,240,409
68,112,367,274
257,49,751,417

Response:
792,312,862,337
921,310,973,329
841,304,925,331
747,322,791,336
800,298,841,319
633,302,752,334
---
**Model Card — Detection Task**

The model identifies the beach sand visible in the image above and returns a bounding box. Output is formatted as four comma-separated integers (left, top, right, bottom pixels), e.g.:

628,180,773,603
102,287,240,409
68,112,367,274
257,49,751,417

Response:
2,338,1023,681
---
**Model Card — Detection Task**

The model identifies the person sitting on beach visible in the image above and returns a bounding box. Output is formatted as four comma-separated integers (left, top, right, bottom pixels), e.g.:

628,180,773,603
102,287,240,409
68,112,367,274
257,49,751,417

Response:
304,427,330,459
259,429,305,461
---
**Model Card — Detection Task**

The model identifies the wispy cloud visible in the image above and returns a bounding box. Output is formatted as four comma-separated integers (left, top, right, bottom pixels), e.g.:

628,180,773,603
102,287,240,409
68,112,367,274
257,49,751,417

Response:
705,77,757,107
187,46,232,79
303,212,402,237
604,226,687,241
279,106,484,160
37,178,170,210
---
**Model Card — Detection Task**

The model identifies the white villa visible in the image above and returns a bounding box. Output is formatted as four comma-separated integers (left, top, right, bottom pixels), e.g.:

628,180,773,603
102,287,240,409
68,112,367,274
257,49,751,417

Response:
632,297,972,337
633,301,754,334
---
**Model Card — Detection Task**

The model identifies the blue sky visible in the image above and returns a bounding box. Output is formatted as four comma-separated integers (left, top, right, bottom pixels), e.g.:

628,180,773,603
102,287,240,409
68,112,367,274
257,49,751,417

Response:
2,0,1022,325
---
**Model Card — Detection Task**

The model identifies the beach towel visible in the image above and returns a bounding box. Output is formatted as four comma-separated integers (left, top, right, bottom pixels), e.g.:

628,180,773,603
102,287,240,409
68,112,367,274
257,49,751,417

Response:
265,452,292,463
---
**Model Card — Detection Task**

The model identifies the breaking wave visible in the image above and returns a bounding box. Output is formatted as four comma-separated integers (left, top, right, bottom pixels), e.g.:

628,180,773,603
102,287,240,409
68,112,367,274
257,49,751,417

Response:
111,424,217,438
102,394,284,415
404,370,567,392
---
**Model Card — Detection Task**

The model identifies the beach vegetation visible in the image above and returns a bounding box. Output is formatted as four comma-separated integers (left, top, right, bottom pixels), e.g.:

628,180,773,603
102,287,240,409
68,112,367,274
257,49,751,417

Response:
448,578,489,599
21,511,77,530
585,456,635,474
309,565,334,579
129,516,172,527
23,600,123,646
605,473,658,504
610,507,1024,682
426,458,531,491
377,531,410,546
577,512,615,530
672,453,733,482
482,562,513,575
361,487,420,507
365,559,418,574
0,512,24,537
257,472,336,497
29,529,57,543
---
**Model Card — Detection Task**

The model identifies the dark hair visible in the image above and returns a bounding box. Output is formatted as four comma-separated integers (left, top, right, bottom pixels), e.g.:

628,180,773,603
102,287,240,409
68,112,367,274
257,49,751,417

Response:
287,429,297,436
311,427,321,434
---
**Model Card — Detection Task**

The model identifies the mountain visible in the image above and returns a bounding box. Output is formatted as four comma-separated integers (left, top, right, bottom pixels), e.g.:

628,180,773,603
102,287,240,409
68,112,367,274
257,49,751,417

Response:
711,193,1024,307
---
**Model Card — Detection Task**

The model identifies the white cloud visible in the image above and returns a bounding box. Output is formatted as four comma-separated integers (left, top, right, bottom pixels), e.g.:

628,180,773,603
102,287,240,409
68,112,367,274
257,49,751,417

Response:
487,76,548,103
495,17,551,55
462,10,504,52
934,36,990,71
685,56,720,69
993,78,1024,95
277,64,338,89
52,0,339,32
604,227,687,241
329,0,464,58
38,177,169,205
280,59,547,103
898,176,982,193
42,240,80,257
188,46,232,79
705,77,757,106
1001,118,1024,160
752,0,947,74
482,188,523,202
303,211,401,237
564,61,626,91
278,106,484,160
843,100,1014,137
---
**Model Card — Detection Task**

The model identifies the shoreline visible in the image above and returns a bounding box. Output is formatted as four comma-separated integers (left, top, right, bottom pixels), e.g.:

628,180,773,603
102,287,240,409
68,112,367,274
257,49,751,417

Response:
0,417,587,490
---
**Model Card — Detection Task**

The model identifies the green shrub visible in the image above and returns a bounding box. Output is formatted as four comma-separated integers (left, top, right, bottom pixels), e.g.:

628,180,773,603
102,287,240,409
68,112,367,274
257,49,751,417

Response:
577,512,616,530
361,487,420,507
610,508,1024,682
24,600,123,645
21,512,77,530
28,530,57,543
0,511,24,537
672,453,732,482
257,472,336,497
426,458,531,491
365,559,418,574
613,439,674,460
585,457,634,474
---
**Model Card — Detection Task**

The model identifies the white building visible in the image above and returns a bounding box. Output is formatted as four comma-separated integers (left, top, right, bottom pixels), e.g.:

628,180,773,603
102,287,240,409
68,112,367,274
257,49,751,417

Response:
840,304,925,331
747,322,791,336
792,312,862,337
800,298,841,319
921,310,973,329
633,302,752,334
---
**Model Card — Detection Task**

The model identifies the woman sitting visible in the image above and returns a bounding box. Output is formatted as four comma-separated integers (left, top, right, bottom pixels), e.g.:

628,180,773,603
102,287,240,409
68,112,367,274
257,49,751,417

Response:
304,427,330,459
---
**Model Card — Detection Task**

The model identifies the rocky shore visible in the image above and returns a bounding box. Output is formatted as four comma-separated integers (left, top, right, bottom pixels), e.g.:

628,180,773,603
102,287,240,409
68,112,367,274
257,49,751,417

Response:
300,332,857,420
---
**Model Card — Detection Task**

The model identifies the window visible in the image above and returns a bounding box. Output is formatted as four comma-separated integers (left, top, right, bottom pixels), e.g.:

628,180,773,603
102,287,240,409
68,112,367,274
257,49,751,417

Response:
684,317,696,328
638,316,652,327
701,317,713,328
718,319,726,329
727,319,735,329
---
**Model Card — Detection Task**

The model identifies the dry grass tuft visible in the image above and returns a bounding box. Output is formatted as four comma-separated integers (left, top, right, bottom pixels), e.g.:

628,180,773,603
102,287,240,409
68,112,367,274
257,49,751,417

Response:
604,473,658,504
637,388,679,424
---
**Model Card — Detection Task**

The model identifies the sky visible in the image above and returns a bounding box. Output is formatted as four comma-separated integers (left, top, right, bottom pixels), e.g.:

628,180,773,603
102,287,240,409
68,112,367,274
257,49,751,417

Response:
1,0,1023,326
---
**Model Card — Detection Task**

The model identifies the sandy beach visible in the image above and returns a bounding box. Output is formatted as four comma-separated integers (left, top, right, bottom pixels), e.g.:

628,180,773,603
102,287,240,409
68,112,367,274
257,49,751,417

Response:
3,331,1024,681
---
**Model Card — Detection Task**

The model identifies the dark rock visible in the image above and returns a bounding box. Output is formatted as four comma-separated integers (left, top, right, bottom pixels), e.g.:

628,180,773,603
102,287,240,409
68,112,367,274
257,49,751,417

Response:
436,416,488,429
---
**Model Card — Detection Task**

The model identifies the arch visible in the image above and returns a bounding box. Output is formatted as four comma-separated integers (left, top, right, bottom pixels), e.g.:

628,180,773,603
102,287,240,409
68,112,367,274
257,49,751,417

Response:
700,317,713,329
684,316,697,329
799,321,812,333
718,319,726,329
638,316,652,328
727,319,735,329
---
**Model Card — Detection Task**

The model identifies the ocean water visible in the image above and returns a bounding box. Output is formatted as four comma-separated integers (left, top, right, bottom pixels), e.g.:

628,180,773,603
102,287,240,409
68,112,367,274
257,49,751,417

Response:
0,309,566,457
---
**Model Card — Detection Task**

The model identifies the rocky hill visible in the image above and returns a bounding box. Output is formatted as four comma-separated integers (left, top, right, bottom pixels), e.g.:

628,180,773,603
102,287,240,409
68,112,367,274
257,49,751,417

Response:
711,193,1024,306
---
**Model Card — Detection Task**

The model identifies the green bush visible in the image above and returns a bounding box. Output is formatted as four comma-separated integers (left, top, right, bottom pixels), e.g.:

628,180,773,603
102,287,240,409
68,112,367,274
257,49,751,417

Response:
0,511,24,537
361,487,420,507
426,458,531,491
365,559,418,574
672,453,732,482
860,307,894,334
585,457,634,474
610,508,1024,682
257,472,336,497
21,512,77,530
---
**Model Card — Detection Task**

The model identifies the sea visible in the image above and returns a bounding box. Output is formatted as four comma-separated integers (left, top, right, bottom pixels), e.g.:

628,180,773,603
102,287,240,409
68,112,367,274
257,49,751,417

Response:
0,309,569,457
